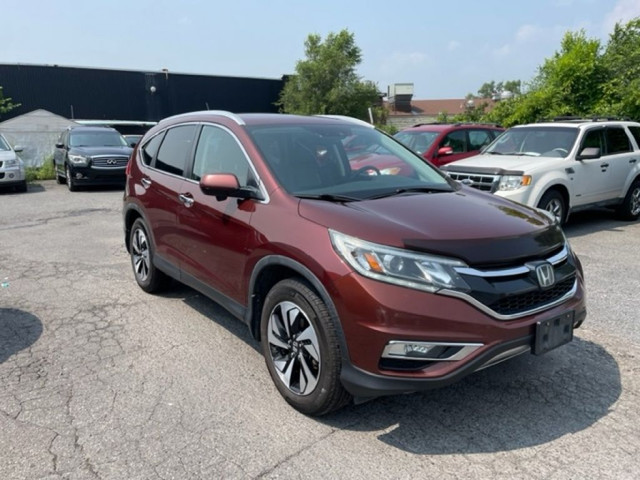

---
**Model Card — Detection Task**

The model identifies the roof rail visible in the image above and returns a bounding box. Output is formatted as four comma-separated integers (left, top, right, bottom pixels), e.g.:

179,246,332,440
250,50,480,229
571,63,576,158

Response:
160,110,245,125
315,115,374,128
411,122,503,128
543,115,632,123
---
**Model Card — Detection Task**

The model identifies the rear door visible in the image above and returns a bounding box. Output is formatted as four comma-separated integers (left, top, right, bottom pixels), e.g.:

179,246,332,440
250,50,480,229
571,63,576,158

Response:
137,124,198,270
603,126,636,199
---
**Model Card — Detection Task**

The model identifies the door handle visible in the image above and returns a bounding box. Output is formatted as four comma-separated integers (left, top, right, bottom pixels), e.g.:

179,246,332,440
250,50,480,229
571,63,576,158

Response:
600,163,609,168
141,178,152,188
630,159,638,164
179,194,195,207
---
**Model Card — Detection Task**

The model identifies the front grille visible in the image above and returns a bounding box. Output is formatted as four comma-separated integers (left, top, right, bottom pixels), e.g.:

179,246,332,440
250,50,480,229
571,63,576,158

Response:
489,277,576,315
447,172,498,192
91,156,129,168
453,245,578,319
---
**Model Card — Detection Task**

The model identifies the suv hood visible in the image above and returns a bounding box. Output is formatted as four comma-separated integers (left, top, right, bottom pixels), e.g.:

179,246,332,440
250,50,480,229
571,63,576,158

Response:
69,146,133,156
443,153,561,174
299,187,563,266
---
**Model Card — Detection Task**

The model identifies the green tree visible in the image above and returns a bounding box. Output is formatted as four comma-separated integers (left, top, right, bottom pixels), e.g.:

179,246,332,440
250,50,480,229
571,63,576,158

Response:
277,30,380,120
597,18,640,119
0,86,19,117
476,80,521,99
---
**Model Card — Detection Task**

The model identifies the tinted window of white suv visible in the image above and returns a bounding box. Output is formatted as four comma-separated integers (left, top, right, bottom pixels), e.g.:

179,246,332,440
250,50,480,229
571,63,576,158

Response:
605,127,631,154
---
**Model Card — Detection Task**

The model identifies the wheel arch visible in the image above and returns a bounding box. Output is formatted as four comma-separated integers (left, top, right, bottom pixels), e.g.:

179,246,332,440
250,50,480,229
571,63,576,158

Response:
246,255,349,361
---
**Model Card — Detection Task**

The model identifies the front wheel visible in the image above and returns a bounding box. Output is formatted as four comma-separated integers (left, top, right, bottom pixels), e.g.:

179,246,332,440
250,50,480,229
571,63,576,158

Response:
537,190,567,225
65,164,77,192
616,179,640,220
260,278,351,416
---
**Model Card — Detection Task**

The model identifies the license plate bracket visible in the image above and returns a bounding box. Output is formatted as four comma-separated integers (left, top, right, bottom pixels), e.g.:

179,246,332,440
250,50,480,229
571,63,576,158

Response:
533,311,574,355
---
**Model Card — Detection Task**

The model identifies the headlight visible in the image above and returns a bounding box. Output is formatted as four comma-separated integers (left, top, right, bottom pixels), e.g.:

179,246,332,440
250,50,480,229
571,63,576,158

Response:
68,154,89,166
329,230,470,293
498,175,531,191
4,159,17,167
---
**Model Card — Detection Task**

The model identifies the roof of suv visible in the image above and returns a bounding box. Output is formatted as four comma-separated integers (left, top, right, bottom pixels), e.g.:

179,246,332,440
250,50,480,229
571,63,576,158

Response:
68,125,121,133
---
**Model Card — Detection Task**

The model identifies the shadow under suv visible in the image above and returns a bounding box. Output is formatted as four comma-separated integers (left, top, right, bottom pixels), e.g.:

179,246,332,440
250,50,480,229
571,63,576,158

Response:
123,111,586,415
54,126,133,191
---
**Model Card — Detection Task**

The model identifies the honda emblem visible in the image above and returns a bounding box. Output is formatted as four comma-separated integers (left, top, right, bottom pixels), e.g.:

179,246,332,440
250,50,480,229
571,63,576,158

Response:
535,263,555,288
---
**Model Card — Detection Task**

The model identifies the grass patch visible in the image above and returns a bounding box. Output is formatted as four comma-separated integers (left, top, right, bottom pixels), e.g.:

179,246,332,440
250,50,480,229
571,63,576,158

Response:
26,156,56,182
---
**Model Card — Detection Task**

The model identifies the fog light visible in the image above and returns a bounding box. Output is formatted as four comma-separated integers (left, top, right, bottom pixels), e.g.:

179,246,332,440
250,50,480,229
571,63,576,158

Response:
76,173,83,179
382,340,483,361
8,173,15,179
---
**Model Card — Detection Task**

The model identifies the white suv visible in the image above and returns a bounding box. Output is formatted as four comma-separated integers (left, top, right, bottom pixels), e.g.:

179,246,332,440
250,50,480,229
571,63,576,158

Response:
442,118,640,224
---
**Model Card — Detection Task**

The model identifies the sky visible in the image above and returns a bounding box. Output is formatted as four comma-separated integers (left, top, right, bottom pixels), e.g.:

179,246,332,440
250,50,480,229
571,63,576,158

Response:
1,0,639,100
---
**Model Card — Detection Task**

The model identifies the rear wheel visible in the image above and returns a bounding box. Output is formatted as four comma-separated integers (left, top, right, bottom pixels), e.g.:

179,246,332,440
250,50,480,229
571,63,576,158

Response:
260,278,351,416
616,179,640,220
129,218,171,293
537,190,567,224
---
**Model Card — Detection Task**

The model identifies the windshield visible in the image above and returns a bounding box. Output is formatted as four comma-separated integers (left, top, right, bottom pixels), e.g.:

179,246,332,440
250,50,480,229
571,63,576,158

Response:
393,130,440,155
247,123,453,200
70,131,128,147
0,135,10,151
485,126,578,158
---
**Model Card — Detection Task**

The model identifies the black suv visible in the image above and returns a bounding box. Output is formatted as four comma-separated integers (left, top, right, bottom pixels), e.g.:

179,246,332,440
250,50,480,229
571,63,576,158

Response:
54,126,133,191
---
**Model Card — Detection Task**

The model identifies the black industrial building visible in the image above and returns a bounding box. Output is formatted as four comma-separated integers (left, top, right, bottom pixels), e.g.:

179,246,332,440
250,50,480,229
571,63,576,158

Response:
0,63,285,125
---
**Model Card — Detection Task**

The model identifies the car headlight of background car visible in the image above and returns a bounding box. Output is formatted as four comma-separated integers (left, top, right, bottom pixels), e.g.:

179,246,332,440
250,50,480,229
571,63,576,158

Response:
498,175,532,191
330,230,470,293
68,154,89,166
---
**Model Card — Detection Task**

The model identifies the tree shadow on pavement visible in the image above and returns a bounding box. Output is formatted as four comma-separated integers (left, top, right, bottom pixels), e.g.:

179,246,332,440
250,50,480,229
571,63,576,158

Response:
0,308,43,363
322,336,620,454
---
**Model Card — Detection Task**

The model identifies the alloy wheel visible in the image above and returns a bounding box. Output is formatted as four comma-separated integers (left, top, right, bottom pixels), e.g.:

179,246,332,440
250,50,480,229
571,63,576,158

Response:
131,227,151,282
266,300,321,396
545,198,564,223
630,186,640,216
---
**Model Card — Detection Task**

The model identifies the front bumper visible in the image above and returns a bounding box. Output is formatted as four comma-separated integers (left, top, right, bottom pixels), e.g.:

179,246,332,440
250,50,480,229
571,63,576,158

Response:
0,167,26,185
331,270,586,399
67,165,126,186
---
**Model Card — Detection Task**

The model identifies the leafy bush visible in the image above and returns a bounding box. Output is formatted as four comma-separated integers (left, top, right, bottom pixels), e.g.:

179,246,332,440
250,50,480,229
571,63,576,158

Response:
25,156,56,182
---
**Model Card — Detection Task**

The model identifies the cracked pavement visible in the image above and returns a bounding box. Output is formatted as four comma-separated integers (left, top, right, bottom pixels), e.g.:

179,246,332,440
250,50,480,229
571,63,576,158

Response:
0,181,638,479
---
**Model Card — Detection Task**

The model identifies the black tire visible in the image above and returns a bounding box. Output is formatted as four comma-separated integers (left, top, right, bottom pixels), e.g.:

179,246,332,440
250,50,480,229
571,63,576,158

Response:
260,278,351,416
129,218,171,293
65,164,77,192
16,180,27,193
616,179,640,221
537,190,567,225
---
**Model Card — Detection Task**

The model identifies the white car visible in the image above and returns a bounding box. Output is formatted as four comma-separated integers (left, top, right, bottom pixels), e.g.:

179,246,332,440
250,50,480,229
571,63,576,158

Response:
0,133,27,192
442,118,640,224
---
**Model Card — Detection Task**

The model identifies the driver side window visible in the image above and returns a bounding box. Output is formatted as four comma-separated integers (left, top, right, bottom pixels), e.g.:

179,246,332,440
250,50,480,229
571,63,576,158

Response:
192,125,251,185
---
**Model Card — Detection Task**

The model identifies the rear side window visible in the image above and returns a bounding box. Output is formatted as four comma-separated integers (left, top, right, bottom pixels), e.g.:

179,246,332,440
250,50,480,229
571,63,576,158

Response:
605,127,631,155
155,125,197,176
140,133,164,166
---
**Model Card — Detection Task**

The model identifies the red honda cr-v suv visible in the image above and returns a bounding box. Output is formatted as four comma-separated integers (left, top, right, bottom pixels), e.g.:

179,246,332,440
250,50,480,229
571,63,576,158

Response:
123,111,586,415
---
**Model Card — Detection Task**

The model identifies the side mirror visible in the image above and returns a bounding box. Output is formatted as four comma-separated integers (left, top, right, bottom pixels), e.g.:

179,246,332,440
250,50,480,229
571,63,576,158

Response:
13,145,24,153
200,173,262,201
576,147,600,160
437,146,454,157
55,142,64,149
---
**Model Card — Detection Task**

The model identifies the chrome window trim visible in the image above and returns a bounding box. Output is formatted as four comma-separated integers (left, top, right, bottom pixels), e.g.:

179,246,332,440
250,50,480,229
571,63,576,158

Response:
440,278,578,321
454,245,568,278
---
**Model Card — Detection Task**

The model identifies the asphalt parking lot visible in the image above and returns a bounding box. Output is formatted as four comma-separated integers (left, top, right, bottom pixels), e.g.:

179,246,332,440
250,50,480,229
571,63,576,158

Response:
1,181,639,479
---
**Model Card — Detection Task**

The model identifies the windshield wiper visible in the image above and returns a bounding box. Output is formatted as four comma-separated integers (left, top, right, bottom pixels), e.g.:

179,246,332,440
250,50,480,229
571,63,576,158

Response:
366,186,453,200
294,193,360,202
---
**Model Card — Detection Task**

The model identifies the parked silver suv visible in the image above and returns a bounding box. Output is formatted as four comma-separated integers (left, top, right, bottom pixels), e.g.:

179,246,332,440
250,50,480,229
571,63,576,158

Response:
442,118,640,223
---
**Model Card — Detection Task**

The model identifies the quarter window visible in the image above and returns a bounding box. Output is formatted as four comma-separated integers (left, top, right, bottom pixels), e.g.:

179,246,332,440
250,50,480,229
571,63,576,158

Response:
155,125,197,176
140,133,164,166
627,126,640,148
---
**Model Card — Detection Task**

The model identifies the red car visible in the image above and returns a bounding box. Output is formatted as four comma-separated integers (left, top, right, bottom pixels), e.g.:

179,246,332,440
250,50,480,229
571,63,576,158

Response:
123,112,585,415
394,123,504,167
